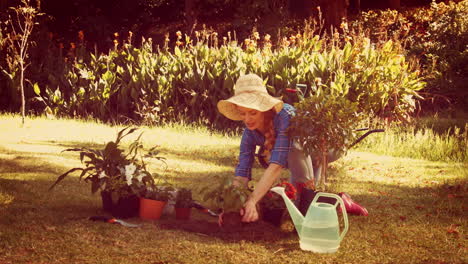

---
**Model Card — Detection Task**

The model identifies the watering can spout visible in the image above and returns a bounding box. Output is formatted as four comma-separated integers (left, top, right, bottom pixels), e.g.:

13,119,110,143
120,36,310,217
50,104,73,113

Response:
270,186,304,235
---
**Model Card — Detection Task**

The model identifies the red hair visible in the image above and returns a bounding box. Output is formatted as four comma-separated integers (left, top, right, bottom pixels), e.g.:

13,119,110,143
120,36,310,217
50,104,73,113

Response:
262,109,276,161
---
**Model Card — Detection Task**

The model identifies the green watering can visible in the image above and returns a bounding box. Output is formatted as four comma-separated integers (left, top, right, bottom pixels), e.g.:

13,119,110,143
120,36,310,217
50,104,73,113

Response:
271,187,349,253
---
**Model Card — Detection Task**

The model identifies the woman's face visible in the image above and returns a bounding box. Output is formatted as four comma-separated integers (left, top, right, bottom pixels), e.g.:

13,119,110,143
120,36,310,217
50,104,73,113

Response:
237,106,264,131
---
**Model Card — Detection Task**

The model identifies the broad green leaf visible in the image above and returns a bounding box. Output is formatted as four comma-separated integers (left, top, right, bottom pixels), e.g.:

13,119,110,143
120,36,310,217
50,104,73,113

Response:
33,83,40,95
174,46,181,57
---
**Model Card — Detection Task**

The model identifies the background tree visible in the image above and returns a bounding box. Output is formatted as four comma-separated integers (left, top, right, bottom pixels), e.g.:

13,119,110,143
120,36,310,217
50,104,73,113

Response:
1,0,41,124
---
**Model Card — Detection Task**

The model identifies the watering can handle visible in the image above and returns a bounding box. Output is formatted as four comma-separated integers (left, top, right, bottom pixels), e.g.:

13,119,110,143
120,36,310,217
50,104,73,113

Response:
311,192,349,242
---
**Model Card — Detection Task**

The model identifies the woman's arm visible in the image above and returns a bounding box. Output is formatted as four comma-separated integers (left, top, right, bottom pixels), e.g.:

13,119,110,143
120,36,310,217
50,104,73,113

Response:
241,163,283,222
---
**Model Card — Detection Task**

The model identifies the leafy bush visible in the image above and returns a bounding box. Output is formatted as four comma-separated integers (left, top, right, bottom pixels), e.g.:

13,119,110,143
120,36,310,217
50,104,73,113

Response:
350,1,468,112
49,127,166,198
28,27,424,131
289,92,364,161
141,185,175,201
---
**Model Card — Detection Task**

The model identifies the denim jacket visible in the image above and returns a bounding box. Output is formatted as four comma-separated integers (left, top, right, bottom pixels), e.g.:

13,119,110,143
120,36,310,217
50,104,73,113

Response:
235,103,295,179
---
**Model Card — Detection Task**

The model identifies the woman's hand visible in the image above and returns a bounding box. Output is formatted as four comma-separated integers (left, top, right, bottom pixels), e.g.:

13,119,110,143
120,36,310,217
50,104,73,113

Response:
240,199,259,222
217,212,224,227
239,163,283,223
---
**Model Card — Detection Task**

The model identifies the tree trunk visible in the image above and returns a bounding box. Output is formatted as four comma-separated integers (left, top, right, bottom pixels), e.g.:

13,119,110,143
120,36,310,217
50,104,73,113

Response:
20,62,25,125
290,0,307,18
0,0,7,12
304,0,349,29
349,0,361,14
320,151,328,186
185,0,196,33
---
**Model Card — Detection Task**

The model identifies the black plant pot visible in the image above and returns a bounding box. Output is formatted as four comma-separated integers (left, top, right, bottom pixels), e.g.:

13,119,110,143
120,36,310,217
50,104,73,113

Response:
101,191,139,219
298,188,338,215
262,208,285,226
101,191,114,212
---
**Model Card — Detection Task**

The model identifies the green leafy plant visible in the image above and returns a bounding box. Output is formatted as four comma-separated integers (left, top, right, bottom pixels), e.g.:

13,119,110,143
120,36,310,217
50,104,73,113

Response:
20,18,425,130
140,185,175,202
290,95,362,156
349,1,466,112
49,127,165,199
175,188,193,208
288,90,365,184
201,175,251,213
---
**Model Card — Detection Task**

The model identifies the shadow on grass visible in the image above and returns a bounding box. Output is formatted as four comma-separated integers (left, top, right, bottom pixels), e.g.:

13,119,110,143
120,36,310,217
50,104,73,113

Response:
158,146,266,170
158,217,297,246
338,176,468,220
0,155,65,175
44,140,105,150
2,139,466,258
0,176,103,225
25,140,254,171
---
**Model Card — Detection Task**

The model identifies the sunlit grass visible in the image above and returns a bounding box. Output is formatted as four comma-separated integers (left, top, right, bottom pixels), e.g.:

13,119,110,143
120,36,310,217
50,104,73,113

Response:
355,120,468,163
0,114,466,264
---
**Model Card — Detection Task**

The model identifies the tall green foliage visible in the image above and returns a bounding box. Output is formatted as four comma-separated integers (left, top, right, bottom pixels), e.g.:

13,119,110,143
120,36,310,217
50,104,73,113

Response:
351,1,468,112
30,28,423,131
287,37,424,182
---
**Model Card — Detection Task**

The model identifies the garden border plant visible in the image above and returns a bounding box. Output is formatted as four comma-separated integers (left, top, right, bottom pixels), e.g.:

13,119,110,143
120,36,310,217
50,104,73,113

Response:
19,21,425,131
49,126,169,218
174,187,193,220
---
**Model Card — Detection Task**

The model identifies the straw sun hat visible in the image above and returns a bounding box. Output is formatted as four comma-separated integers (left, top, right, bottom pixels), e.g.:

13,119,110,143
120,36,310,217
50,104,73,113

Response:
217,74,283,121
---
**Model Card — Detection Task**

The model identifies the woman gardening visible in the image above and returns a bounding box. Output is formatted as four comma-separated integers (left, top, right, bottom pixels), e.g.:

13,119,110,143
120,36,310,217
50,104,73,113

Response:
217,74,368,223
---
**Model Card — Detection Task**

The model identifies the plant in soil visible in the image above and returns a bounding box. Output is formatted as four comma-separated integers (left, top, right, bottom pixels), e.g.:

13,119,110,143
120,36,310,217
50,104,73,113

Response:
174,187,193,220
49,127,166,207
200,175,251,229
175,188,193,208
140,184,174,202
259,179,298,226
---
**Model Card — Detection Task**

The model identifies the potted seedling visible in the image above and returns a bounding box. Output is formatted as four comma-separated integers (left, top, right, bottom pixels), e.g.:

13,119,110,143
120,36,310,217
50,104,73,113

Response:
174,188,193,220
201,175,251,230
137,184,175,220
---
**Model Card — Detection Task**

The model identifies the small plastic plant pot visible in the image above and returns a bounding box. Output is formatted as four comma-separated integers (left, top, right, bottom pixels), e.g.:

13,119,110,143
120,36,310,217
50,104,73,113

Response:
139,198,166,220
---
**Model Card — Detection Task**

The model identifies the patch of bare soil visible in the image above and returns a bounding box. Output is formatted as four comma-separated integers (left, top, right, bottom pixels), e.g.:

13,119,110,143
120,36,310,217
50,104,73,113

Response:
158,211,296,242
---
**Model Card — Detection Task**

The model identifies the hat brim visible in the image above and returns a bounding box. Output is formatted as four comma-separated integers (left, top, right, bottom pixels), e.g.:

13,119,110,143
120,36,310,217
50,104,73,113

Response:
217,93,283,121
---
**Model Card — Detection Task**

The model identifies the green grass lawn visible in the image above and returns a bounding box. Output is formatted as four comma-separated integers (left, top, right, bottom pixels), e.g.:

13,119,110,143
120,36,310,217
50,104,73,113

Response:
0,114,466,264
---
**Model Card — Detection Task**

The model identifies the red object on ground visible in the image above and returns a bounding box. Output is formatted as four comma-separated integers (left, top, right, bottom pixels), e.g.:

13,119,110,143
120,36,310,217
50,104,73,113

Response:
339,192,369,216
139,198,167,220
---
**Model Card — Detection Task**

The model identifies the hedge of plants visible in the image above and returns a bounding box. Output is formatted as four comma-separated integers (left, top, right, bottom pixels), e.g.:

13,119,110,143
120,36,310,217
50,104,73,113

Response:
23,27,423,130
349,1,468,113
2,1,466,129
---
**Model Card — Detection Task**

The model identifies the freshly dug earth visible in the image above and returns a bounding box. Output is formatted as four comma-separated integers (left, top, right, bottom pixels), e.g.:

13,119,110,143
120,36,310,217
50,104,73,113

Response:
158,211,296,242
221,212,243,230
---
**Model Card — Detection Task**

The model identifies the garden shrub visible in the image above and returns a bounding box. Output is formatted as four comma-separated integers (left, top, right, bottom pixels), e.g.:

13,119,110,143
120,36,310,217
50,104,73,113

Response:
350,1,468,113
25,26,425,131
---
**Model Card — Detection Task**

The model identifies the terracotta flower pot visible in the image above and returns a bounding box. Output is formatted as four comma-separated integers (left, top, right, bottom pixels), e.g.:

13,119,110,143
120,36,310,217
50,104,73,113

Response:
139,197,167,220
175,207,191,220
